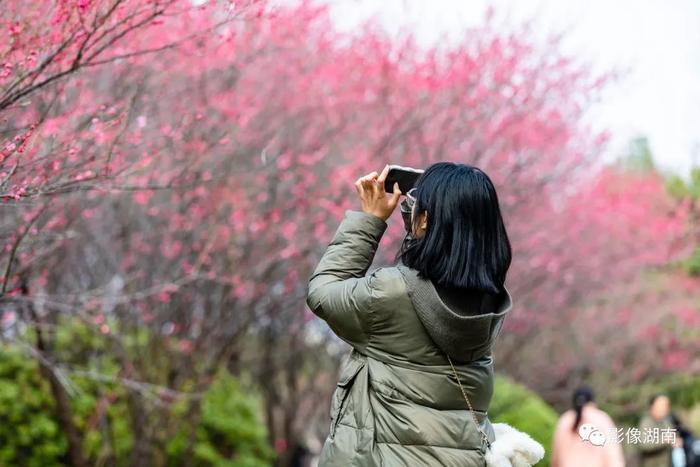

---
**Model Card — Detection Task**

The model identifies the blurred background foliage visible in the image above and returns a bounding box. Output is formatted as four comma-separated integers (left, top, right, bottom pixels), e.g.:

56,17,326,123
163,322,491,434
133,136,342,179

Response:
0,322,273,467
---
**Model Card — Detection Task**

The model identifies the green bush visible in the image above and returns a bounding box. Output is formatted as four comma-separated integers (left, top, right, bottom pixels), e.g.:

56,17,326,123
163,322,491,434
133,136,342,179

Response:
684,245,700,277
0,337,273,467
0,345,67,467
489,374,558,466
166,370,274,466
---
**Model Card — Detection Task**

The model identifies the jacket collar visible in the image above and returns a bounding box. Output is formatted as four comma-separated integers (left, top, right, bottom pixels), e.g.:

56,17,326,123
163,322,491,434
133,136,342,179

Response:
396,261,512,363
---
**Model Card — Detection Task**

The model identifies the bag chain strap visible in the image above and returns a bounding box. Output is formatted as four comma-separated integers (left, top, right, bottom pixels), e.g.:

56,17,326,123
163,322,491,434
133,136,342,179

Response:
446,354,492,451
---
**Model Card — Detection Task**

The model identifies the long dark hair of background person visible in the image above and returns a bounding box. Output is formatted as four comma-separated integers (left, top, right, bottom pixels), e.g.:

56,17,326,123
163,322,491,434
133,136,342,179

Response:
571,385,595,433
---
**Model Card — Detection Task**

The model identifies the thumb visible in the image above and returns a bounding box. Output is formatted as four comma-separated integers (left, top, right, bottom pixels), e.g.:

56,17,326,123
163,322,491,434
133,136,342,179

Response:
390,182,402,206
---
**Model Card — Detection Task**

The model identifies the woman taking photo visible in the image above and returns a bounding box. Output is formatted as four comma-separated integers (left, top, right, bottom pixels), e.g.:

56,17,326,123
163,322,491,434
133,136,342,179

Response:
306,162,514,466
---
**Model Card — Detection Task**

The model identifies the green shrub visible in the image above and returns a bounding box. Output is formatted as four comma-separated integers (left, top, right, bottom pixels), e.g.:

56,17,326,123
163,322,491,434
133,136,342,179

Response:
0,335,273,467
489,373,558,466
0,345,67,467
166,370,274,466
685,245,700,277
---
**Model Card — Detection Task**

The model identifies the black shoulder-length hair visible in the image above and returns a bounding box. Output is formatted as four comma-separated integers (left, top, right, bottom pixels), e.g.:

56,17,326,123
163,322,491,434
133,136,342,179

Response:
571,384,595,433
394,162,512,294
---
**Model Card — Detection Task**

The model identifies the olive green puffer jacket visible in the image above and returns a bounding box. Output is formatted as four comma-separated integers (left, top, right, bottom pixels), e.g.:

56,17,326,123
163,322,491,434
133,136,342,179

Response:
306,210,513,467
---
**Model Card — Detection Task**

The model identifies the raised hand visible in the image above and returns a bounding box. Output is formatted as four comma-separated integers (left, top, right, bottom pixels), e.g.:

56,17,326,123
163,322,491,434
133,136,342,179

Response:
354,165,402,222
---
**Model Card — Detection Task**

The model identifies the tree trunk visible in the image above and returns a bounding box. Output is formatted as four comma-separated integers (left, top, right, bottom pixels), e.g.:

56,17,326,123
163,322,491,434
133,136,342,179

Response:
27,289,89,467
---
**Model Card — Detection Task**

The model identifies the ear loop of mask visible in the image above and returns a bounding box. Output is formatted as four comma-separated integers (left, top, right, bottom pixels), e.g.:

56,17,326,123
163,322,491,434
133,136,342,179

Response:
397,189,418,265
400,188,417,235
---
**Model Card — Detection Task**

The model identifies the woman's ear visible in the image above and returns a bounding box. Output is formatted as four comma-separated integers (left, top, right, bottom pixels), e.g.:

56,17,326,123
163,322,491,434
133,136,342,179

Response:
420,211,428,230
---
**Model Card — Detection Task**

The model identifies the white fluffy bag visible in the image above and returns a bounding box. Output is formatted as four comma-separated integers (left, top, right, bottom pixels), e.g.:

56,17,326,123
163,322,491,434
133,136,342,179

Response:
484,422,546,467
